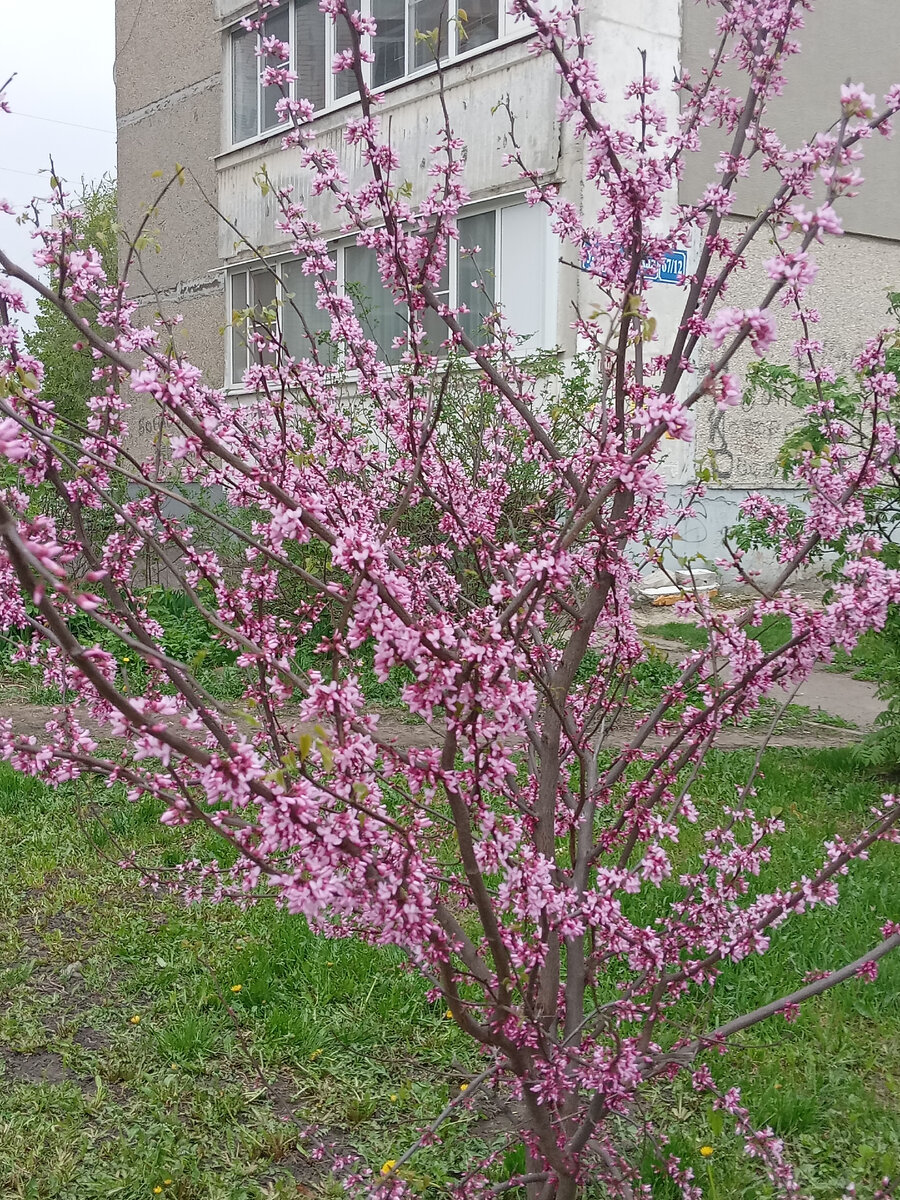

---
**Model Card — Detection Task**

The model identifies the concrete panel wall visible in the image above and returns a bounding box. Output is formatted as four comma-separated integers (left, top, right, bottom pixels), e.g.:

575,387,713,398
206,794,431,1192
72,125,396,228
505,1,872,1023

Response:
664,486,824,582
681,0,900,239
216,40,562,252
117,0,224,385
692,216,900,490
126,290,227,462
115,0,221,115
118,88,222,295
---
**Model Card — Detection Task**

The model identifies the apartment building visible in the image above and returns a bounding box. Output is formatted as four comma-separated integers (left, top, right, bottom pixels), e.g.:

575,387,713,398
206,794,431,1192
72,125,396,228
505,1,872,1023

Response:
114,0,900,571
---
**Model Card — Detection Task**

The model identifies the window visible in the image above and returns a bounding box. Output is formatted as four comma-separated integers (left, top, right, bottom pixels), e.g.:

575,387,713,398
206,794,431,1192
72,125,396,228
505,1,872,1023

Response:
230,0,512,144
229,265,281,377
227,199,555,385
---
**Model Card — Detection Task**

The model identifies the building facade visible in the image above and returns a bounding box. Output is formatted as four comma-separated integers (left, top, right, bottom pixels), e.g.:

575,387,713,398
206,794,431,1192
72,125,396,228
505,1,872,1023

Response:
115,0,900,574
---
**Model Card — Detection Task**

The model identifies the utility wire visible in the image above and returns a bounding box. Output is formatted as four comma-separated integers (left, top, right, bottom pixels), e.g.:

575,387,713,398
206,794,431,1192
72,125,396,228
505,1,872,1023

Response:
0,164,47,179
8,110,115,136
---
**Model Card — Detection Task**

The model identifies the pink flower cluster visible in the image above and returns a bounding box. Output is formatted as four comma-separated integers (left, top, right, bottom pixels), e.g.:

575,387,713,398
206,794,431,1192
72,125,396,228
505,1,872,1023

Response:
1,2,899,1196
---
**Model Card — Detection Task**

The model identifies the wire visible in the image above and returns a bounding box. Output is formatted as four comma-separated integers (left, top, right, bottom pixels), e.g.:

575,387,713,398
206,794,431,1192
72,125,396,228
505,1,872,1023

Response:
9,110,115,136
0,165,48,179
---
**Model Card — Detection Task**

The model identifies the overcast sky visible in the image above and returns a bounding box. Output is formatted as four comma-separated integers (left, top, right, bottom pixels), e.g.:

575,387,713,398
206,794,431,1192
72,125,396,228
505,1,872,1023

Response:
1,0,116,325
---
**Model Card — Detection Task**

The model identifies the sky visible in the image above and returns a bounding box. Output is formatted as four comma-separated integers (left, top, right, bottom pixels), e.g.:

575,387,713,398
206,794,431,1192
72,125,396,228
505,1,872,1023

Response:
1,0,117,326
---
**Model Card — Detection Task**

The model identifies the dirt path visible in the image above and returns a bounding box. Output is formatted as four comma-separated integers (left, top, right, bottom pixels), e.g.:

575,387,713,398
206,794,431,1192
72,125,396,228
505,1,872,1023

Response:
772,671,883,727
0,699,870,754
642,634,884,733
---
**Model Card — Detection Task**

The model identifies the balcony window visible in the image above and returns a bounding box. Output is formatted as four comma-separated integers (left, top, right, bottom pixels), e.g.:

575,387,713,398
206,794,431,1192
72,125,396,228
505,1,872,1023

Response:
229,0,509,145
227,199,554,385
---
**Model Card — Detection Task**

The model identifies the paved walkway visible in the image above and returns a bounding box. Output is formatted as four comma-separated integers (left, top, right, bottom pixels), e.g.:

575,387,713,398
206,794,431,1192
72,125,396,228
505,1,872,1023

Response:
642,633,883,730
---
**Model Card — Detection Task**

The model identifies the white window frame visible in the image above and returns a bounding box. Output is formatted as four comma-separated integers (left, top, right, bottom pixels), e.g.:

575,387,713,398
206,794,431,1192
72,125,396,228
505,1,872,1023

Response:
227,0,524,149
226,195,557,388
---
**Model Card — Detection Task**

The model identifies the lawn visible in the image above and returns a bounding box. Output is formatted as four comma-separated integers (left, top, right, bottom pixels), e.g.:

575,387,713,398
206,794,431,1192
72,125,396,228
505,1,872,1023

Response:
650,612,891,681
1,750,899,1198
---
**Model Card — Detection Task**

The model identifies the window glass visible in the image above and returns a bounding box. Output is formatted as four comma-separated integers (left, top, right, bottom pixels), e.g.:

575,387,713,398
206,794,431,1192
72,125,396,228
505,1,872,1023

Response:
296,0,327,111
262,3,292,130
226,202,550,384
334,0,361,99
344,245,407,364
232,27,259,143
249,269,278,364
250,268,277,315
420,240,451,351
458,0,499,51
232,0,505,144
282,259,332,359
410,0,448,70
498,202,549,347
231,271,249,380
457,210,495,346
372,0,406,86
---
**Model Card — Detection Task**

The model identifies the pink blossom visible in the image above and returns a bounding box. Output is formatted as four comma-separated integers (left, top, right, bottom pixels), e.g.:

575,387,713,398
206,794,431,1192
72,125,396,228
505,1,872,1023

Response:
841,83,876,119
709,306,777,356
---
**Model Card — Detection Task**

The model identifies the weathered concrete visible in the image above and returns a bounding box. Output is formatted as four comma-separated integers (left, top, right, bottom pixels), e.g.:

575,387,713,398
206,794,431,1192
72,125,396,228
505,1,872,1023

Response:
681,0,900,240
115,0,222,117
118,75,221,130
118,87,221,299
773,671,884,729
117,0,224,391
640,630,884,730
691,218,900,493
216,39,563,251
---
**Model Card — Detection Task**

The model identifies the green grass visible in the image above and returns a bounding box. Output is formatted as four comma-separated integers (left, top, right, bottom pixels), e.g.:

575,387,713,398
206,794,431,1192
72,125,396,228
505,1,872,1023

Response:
0,766,477,1199
625,749,900,1197
652,613,891,680
0,602,416,711
2,751,900,1197
651,614,795,655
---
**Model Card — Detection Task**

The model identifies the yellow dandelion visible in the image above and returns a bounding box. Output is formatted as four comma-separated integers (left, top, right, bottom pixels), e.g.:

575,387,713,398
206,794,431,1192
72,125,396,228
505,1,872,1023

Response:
699,1146,714,1158
444,1008,453,1019
153,1189,162,1196
459,1083,469,1092
170,1063,178,1071
130,1015,141,1025
381,1160,397,1176
326,960,334,966
389,1093,398,1102
122,657,131,664
309,1048,323,1061
230,984,242,993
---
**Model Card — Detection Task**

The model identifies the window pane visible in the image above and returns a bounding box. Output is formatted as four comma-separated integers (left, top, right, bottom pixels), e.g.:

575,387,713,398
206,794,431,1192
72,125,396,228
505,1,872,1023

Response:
232,27,259,142
251,268,278,314
334,0,361,99
457,0,498,51
250,269,278,363
410,0,448,69
498,203,550,348
420,239,450,352
372,0,405,86
458,210,495,346
344,245,407,364
282,258,332,360
296,0,327,111
231,271,248,383
262,3,291,131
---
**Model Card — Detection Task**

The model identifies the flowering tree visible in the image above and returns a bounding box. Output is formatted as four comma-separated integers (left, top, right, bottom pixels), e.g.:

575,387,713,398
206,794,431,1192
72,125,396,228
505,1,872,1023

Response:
2,2,900,1194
